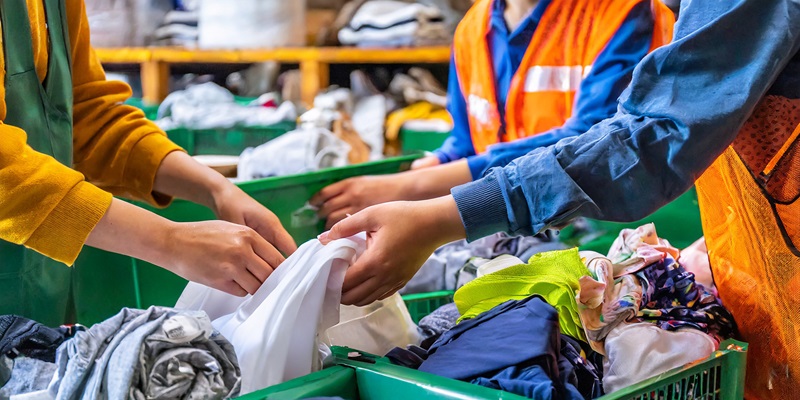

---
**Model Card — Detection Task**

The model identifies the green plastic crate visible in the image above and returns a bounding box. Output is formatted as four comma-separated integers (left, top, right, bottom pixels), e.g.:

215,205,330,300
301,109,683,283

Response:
400,128,450,153
124,97,295,156
73,155,421,325
243,291,746,400
402,291,454,323
241,340,746,399
124,98,159,121
166,122,296,156
125,96,261,121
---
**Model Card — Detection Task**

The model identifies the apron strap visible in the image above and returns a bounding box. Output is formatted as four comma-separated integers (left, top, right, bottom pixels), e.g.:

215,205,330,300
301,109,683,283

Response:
42,0,72,106
0,0,37,76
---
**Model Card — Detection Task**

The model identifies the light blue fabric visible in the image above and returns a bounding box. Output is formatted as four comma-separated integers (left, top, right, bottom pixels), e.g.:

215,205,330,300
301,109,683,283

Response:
105,316,167,399
452,0,800,241
48,307,240,400
434,0,655,168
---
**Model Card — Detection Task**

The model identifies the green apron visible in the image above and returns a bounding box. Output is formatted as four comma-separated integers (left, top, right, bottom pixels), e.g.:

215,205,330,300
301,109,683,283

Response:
0,0,76,326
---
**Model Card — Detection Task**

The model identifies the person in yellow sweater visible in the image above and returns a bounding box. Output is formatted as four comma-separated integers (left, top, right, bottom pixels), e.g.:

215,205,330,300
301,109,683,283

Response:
0,0,297,325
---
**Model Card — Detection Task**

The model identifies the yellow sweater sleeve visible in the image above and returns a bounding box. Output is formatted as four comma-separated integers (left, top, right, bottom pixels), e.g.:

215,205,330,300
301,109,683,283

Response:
67,0,184,204
0,0,183,265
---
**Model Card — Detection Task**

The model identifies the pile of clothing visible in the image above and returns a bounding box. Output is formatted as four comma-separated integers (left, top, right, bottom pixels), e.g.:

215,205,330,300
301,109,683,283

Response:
235,66,454,180
400,231,566,294
384,224,737,398
577,223,735,393
0,224,738,399
236,78,378,181
338,0,451,48
85,0,172,48
154,82,297,131
153,4,199,47
401,219,595,294
0,308,241,400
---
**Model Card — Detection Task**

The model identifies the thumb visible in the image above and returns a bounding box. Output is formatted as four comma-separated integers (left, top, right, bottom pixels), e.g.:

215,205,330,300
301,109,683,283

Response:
319,209,373,244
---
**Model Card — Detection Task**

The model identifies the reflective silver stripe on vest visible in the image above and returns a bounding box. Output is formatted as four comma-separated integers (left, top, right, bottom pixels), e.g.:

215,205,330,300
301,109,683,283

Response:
523,65,593,92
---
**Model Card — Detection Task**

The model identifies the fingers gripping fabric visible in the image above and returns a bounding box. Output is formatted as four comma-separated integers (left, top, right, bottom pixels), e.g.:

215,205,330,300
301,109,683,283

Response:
175,234,367,394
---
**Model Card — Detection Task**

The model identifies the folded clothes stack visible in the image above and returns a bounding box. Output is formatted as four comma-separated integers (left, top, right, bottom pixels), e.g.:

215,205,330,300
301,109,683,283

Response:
154,10,199,47
338,0,451,48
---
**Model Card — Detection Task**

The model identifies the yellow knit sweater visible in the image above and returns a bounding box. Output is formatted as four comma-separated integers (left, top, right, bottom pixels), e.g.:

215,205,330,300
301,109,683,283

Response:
0,0,183,265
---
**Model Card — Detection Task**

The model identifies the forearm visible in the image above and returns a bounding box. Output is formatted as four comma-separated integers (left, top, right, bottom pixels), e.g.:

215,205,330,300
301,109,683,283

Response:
423,195,467,244
404,159,473,200
452,0,800,241
85,198,176,267
152,151,230,213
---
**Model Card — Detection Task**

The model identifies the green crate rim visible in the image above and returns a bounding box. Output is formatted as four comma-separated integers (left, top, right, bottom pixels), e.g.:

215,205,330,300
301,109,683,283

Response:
158,154,422,206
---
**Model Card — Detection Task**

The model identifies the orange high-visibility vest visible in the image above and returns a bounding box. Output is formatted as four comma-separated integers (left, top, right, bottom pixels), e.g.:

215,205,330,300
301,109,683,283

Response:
696,94,800,399
453,0,675,154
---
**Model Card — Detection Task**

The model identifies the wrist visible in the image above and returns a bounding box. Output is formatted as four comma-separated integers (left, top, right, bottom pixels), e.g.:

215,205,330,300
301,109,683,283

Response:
420,195,466,244
146,219,182,269
206,175,237,215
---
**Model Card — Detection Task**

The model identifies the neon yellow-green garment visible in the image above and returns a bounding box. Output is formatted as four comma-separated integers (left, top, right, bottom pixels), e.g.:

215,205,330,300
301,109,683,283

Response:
454,248,589,341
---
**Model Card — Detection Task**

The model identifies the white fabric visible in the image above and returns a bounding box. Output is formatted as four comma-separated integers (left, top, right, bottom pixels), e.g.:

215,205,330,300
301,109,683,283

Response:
522,65,593,93
85,0,172,47
198,0,305,49
339,21,421,44
603,323,717,394
155,83,297,131
323,293,420,356
163,10,198,25
476,255,525,277
347,1,443,30
401,119,453,133
175,235,367,394
237,127,351,181
338,1,447,45
154,24,198,40
352,95,387,160
10,390,51,400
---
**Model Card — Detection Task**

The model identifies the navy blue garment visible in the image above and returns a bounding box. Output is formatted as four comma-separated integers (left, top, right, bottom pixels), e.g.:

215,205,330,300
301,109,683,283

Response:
559,335,603,400
418,295,582,400
385,345,428,369
0,315,80,363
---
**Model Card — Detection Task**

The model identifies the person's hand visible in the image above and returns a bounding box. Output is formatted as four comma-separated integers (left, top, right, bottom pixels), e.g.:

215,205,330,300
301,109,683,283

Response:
152,151,297,256
163,220,285,296
86,199,287,297
211,184,297,256
318,196,466,306
310,174,413,229
411,155,441,170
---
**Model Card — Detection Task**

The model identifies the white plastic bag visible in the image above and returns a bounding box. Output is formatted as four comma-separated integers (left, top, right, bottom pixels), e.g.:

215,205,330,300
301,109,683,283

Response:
175,235,366,394
323,293,420,356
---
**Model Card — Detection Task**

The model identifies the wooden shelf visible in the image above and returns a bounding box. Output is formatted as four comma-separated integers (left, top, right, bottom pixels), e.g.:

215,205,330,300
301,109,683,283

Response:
96,46,451,104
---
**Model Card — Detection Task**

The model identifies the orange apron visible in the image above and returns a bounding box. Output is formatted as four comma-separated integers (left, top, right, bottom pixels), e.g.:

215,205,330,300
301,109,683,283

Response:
696,94,800,399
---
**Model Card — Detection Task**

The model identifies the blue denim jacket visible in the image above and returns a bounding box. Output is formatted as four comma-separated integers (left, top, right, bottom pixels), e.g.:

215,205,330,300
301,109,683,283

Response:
452,0,800,241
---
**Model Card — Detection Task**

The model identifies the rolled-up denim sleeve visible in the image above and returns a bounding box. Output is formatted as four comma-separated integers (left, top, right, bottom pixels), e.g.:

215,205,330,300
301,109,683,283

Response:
452,0,800,241
434,54,477,163
466,1,655,179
